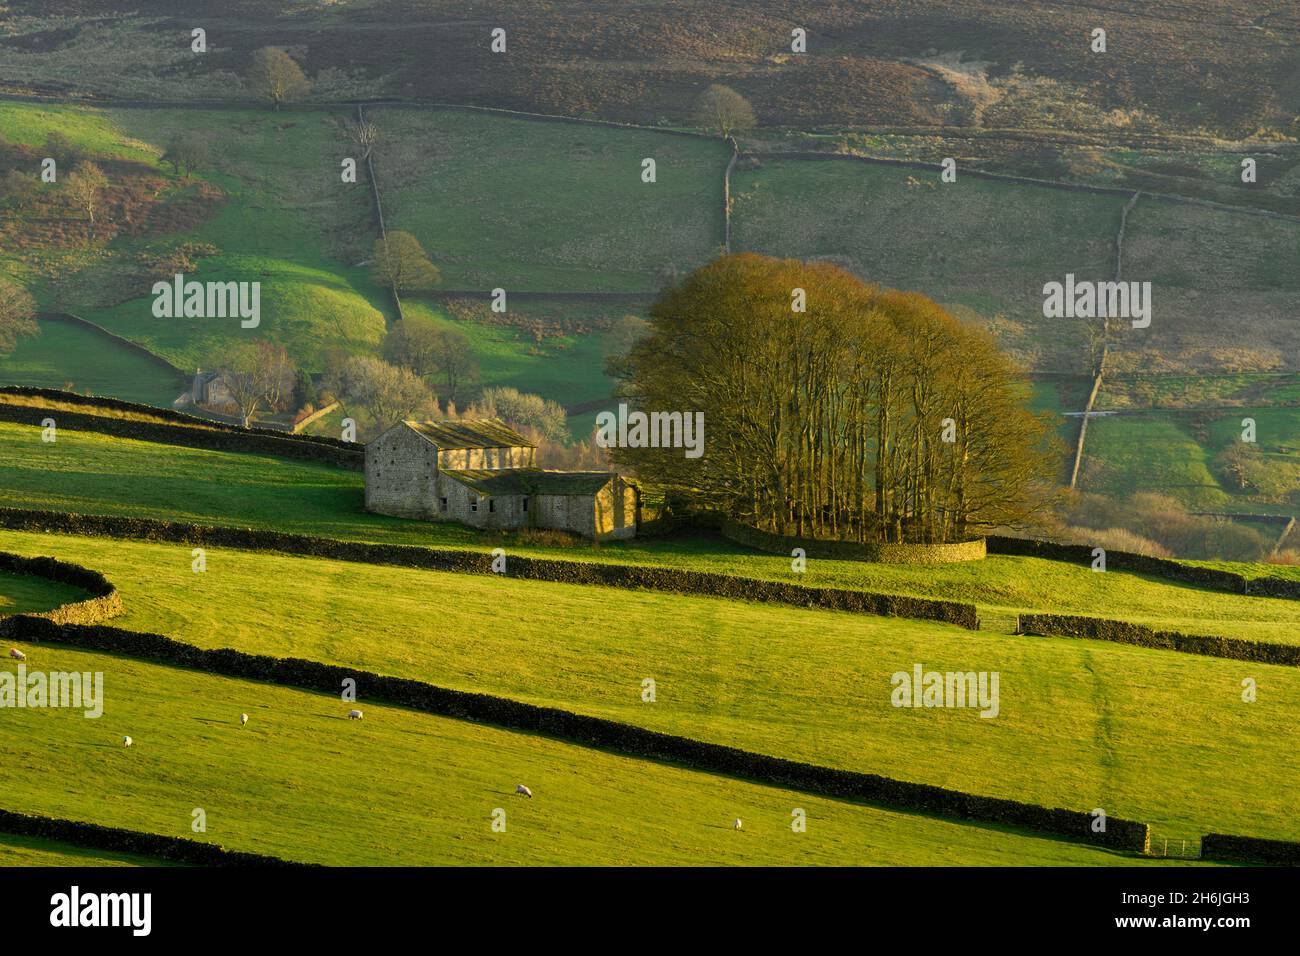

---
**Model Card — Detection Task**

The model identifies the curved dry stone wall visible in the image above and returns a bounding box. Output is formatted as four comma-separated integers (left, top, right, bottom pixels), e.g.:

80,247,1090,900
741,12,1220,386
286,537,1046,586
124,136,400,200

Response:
0,551,122,627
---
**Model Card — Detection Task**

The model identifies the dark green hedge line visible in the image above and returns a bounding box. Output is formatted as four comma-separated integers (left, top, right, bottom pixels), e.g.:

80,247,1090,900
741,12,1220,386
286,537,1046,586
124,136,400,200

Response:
987,535,1250,593
0,550,122,626
0,508,980,629
1201,833,1300,865
5,615,1150,853
1018,613,1300,666
0,807,313,867
0,399,362,470
722,518,987,564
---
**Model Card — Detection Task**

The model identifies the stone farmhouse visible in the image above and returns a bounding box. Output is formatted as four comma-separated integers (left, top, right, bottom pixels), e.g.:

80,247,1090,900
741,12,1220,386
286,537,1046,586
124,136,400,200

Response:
365,420,638,540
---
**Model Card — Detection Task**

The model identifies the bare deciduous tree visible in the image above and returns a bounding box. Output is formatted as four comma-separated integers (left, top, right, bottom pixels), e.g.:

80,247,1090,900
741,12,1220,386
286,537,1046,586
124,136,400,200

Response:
64,161,108,230
337,355,434,433
694,84,756,139
247,47,311,111
345,116,379,160
216,340,297,427
0,277,38,356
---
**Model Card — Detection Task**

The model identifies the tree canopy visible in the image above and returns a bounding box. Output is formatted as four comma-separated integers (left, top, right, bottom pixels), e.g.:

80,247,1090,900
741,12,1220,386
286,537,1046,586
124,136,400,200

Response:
694,84,756,138
612,254,1057,544
247,47,311,110
371,231,441,295
0,277,38,356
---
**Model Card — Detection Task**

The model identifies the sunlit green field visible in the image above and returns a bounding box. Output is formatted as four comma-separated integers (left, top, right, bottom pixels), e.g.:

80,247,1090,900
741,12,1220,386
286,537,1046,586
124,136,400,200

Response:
0,319,186,407
0,832,180,867
2,527,1296,847
0,642,1176,867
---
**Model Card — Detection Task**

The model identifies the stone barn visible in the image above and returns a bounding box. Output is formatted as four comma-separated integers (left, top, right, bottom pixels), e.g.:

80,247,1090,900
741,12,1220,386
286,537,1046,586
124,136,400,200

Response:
365,419,638,540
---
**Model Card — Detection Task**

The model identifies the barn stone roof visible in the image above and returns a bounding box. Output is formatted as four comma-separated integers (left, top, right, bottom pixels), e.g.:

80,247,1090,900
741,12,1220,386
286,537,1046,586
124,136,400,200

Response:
442,469,618,496
405,419,536,449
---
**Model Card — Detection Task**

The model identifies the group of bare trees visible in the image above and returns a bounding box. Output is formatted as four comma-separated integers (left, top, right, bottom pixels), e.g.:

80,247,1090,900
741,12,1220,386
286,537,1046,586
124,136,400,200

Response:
213,341,297,427
611,254,1057,544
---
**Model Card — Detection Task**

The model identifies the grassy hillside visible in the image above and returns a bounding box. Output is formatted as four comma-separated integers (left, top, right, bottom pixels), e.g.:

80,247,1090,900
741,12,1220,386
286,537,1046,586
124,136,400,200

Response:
0,641,1165,866
1115,201,1300,375
0,319,186,407
400,301,617,411
377,109,729,292
1,1,1293,138
1081,408,1300,513
2,527,1296,846
0,832,178,867
0,102,388,375
730,157,1126,371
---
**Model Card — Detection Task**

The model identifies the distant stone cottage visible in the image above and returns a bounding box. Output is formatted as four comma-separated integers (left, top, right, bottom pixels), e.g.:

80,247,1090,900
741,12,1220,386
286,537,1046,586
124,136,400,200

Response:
364,419,638,540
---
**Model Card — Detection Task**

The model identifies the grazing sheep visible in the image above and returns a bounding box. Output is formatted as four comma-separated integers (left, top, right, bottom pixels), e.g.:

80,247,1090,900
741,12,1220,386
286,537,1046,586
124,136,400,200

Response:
734,818,743,831
347,709,363,720
122,736,133,747
8,648,25,661
515,784,533,798
240,713,248,727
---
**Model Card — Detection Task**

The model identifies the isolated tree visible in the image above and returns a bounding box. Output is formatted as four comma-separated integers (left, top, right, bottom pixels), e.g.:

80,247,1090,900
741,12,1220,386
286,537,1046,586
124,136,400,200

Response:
694,84,756,139
162,132,210,177
0,277,38,356
63,161,108,228
344,116,379,160
216,340,296,427
247,47,311,111
370,231,441,295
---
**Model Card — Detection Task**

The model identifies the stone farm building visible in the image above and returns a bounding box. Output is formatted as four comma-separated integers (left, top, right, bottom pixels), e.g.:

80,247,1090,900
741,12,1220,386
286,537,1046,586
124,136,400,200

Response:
365,420,638,540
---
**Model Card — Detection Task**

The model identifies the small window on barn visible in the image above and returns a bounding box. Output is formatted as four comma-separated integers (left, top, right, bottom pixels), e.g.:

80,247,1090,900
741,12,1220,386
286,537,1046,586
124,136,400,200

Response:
521,497,529,513
471,498,479,513
488,499,496,513
439,497,448,512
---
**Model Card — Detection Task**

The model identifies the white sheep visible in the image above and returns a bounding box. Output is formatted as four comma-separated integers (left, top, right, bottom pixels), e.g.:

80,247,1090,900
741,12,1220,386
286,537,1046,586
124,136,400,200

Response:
734,818,743,831
347,709,363,720
8,648,25,661
240,713,248,727
122,736,133,747
515,784,533,798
